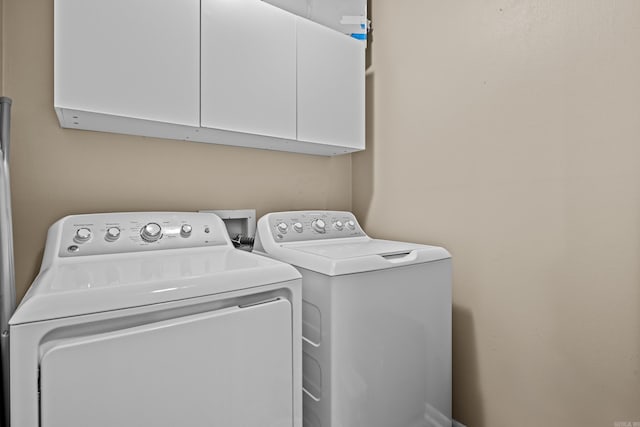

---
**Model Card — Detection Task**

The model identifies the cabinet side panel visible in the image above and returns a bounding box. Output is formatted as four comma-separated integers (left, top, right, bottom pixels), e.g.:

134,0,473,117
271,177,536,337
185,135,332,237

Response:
54,0,200,126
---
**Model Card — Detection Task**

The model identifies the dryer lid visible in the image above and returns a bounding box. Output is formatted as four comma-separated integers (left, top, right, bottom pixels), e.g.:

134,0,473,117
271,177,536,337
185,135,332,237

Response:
10,247,300,325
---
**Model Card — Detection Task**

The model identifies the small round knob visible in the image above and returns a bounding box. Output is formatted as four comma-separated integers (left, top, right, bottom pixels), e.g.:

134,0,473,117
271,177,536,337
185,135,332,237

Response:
74,227,92,244
140,222,162,242
333,220,344,231
277,222,289,234
346,220,356,230
105,227,121,242
312,219,326,233
181,224,192,238
293,222,303,233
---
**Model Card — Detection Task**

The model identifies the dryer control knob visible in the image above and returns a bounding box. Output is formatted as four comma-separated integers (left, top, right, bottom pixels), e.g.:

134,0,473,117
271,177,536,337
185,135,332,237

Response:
346,220,356,230
105,227,121,242
180,224,193,238
312,219,326,233
333,220,344,231
74,227,92,244
141,222,162,242
276,222,289,234
293,222,303,233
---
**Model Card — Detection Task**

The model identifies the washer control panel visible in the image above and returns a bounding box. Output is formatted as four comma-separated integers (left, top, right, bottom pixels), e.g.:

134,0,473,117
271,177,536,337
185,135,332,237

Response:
267,211,365,243
58,212,229,257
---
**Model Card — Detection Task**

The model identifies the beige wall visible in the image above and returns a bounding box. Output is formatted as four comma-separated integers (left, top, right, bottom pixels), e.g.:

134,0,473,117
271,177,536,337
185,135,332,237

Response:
2,0,352,299
354,0,640,426
3,0,640,425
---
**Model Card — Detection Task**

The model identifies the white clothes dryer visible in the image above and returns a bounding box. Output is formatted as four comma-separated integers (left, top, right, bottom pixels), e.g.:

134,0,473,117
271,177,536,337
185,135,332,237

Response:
254,210,452,427
10,212,302,427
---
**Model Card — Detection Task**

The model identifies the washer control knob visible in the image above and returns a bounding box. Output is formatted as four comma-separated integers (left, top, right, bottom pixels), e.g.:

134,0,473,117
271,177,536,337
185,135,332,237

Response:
276,222,289,234
293,222,303,233
346,220,356,230
312,219,326,233
105,227,121,242
180,224,193,238
74,228,92,244
333,220,344,231
140,222,162,243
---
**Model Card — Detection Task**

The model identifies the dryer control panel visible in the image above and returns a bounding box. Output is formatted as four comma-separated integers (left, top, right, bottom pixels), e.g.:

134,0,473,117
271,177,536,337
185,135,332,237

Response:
265,211,365,243
56,212,230,257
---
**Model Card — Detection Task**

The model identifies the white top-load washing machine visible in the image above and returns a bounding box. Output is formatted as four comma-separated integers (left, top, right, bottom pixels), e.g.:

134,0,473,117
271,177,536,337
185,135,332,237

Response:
254,211,452,427
10,212,302,427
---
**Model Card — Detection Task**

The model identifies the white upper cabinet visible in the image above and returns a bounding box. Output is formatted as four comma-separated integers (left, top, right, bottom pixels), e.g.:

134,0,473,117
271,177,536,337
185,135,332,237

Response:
296,18,365,149
261,0,368,40
201,0,297,140
54,0,200,127
54,0,366,155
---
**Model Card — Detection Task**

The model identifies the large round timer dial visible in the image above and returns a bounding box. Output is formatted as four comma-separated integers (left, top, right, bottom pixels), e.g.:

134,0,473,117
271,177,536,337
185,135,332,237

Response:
311,219,326,233
140,222,162,242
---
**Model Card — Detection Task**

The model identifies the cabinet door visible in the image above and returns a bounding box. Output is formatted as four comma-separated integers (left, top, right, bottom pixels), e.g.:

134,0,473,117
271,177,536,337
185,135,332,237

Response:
297,18,365,149
201,0,297,140
40,300,293,427
264,0,368,36
54,0,200,126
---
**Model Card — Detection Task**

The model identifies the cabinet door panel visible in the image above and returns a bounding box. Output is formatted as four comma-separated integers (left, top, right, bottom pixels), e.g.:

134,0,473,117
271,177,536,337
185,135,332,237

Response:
54,0,200,126
201,0,296,140
297,19,365,149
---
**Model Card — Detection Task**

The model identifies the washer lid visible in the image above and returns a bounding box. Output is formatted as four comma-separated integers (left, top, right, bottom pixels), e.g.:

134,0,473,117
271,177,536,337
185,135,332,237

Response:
10,247,300,325
270,238,450,276
290,240,425,259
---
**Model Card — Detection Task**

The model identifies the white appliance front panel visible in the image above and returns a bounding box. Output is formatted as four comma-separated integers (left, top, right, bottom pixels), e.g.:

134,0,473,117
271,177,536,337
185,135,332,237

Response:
300,261,452,427
39,299,293,427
